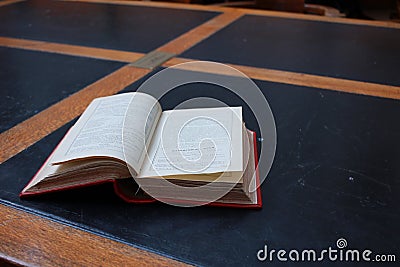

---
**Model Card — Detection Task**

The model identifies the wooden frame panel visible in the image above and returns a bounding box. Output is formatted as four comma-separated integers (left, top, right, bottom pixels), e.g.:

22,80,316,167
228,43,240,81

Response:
0,204,189,266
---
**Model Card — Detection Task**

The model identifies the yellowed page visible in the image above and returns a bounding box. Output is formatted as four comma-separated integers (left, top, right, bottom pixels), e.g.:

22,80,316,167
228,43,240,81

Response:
138,107,243,181
51,93,161,173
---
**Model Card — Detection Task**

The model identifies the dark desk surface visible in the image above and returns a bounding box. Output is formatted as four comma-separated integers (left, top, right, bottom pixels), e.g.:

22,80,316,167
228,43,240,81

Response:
0,46,123,132
0,0,218,53
182,14,400,86
1,0,399,266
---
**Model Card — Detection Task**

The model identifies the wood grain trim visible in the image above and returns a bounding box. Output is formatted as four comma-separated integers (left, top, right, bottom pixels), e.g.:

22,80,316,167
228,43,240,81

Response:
0,37,144,63
63,0,400,29
0,65,150,164
165,57,400,100
0,204,188,267
0,0,24,7
156,11,243,54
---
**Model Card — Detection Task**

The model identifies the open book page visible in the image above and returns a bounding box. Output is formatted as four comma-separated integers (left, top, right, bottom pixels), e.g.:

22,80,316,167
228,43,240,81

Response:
51,93,162,173
138,107,243,181
123,93,162,173
22,93,161,191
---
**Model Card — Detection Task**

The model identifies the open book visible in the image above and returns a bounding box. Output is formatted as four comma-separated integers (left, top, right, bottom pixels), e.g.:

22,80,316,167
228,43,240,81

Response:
20,93,261,208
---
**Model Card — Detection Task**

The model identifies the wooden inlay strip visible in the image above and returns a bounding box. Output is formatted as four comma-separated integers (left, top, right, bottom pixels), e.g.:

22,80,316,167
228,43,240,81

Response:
0,37,144,63
156,11,243,54
165,57,400,100
0,36,398,102
64,0,400,29
0,204,189,267
0,0,24,7
0,65,151,164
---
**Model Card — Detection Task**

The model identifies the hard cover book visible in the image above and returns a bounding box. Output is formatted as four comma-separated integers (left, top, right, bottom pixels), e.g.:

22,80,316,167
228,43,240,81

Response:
20,93,262,208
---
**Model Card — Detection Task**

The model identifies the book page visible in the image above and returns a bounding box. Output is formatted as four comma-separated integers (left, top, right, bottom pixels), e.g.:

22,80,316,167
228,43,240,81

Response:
51,93,161,173
138,107,243,179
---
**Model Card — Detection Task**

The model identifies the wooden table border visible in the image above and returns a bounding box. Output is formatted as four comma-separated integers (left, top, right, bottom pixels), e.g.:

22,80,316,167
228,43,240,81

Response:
0,203,190,266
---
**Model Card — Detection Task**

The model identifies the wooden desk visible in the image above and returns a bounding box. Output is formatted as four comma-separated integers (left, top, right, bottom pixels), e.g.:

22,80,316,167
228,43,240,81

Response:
0,0,399,266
